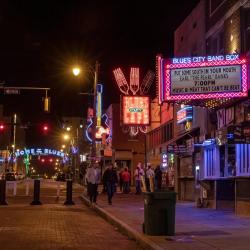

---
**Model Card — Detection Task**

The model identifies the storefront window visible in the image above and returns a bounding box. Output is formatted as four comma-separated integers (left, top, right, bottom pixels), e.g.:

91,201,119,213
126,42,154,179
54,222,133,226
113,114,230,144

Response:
227,145,236,176
236,144,250,176
204,147,215,178
219,145,225,177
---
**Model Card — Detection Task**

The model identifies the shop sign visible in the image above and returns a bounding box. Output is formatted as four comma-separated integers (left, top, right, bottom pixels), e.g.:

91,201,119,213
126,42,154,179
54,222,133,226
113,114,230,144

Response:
161,153,168,172
122,96,150,125
157,54,247,103
167,145,187,154
217,107,234,129
177,106,193,124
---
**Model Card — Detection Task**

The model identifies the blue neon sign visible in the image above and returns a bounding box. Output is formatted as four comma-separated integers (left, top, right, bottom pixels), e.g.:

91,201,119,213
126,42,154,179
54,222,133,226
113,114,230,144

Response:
15,148,65,158
177,106,193,124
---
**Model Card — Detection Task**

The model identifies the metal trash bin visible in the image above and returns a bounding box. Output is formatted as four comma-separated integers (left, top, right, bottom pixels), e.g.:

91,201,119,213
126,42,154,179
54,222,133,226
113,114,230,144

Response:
143,191,177,236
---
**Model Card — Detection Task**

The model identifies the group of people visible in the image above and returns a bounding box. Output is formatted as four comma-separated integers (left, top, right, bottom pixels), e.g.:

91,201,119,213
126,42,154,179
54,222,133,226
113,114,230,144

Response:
85,161,163,206
134,162,163,194
86,162,118,206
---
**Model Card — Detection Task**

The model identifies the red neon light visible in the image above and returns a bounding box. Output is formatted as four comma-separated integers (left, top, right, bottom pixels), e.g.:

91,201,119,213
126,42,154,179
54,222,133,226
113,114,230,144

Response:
156,55,164,104
95,126,110,139
113,68,129,95
122,96,150,125
164,58,248,101
130,67,139,95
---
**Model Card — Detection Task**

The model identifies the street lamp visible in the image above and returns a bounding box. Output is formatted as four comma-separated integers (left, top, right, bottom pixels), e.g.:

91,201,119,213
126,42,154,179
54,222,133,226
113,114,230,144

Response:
72,67,81,76
63,133,70,141
72,61,100,163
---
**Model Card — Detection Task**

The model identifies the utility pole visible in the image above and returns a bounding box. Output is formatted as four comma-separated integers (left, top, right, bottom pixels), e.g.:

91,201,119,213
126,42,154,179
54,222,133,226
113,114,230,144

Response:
91,61,100,163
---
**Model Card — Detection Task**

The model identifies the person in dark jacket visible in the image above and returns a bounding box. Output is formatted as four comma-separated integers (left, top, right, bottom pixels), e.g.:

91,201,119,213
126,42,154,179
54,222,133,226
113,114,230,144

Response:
103,163,118,205
154,165,162,190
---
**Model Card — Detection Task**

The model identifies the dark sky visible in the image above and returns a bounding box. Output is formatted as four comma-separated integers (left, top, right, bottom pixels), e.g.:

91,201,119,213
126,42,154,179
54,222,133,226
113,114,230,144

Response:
0,0,199,121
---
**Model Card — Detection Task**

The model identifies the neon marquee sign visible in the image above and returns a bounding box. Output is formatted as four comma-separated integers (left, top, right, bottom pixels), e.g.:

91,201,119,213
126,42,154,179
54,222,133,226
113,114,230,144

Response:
157,54,248,103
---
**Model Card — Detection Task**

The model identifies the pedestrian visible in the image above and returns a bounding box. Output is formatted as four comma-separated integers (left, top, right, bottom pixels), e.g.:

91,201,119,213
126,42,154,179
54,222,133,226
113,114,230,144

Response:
119,168,124,193
103,163,118,205
86,162,101,205
134,162,144,194
154,165,162,191
146,164,155,192
102,165,108,193
122,167,131,193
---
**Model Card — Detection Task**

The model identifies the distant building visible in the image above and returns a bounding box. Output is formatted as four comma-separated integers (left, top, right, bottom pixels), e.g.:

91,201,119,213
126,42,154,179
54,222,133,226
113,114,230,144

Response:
0,105,26,174
104,103,145,182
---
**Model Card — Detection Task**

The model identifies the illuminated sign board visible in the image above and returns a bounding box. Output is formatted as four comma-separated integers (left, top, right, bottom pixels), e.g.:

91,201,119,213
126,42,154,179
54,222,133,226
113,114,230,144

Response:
177,106,193,124
15,148,65,158
157,54,247,102
122,96,150,125
161,153,168,171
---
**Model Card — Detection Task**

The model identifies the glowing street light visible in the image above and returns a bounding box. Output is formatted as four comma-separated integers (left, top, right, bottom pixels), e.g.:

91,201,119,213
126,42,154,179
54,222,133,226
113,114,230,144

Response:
63,133,70,141
72,67,81,76
62,145,66,149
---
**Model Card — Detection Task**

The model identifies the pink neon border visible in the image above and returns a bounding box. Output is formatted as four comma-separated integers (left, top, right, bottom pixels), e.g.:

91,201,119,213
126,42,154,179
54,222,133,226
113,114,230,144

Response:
156,55,164,104
164,58,248,101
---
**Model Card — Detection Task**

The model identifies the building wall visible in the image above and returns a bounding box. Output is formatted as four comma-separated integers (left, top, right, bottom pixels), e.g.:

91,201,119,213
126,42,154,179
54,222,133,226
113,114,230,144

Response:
106,104,145,178
173,1,207,202
174,0,206,57
205,0,242,31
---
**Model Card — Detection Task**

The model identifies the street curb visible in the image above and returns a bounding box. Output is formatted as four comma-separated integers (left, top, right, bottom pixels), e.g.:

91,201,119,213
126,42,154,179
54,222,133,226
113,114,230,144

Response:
80,194,164,250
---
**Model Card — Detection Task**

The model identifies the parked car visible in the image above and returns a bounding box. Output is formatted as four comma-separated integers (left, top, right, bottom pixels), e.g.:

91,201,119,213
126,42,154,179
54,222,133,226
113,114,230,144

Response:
56,173,66,182
5,172,16,181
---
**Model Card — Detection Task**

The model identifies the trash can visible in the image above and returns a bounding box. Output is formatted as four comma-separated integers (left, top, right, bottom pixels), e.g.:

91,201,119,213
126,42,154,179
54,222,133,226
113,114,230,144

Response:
143,191,177,236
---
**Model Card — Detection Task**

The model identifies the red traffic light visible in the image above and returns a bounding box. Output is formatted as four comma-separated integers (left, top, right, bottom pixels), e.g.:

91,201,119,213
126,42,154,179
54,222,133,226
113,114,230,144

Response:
43,125,48,131
0,124,5,130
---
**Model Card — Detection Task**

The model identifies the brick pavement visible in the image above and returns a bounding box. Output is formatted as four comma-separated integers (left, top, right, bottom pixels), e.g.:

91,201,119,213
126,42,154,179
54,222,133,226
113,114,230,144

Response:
82,190,250,250
0,180,142,250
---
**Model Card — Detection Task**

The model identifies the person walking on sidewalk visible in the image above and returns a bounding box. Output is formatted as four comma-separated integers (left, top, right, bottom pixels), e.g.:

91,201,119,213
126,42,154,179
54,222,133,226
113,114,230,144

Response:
119,168,124,193
154,165,162,191
122,167,131,193
134,162,144,194
146,164,155,192
86,163,101,205
103,163,118,205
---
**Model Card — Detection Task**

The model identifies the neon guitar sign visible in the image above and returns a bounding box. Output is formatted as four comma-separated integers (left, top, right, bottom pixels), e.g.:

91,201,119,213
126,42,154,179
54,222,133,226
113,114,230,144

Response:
85,84,111,143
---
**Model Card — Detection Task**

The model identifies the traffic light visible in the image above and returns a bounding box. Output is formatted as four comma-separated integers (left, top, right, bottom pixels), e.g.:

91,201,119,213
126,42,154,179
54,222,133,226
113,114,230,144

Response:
0,124,5,131
43,125,48,131
42,124,49,134
44,97,50,113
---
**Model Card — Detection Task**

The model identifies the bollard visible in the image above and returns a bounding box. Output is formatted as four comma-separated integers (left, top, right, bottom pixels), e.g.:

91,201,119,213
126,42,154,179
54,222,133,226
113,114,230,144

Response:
64,180,75,205
13,182,17,196
26,181,29,196
56,182,60,198
30,179,42,205
0,179,8,205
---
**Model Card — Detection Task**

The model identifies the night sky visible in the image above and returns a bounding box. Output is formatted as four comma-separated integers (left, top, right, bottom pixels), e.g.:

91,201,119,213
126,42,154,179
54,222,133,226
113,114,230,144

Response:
0,0,199,121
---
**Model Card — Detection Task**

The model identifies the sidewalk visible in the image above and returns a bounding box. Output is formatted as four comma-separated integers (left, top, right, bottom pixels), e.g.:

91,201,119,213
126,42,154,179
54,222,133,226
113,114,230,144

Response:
81,190,250,250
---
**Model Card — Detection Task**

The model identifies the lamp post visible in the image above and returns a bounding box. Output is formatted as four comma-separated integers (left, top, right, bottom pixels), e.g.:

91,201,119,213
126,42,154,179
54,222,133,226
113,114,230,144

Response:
91,61,100,163
72,61,100,163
